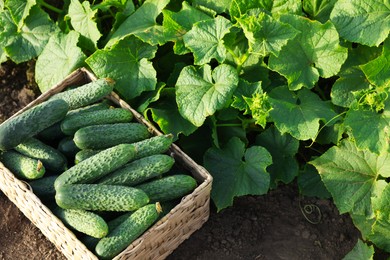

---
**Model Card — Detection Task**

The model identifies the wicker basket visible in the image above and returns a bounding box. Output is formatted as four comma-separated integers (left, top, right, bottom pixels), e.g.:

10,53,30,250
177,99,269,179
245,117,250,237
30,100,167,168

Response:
0,68,213,260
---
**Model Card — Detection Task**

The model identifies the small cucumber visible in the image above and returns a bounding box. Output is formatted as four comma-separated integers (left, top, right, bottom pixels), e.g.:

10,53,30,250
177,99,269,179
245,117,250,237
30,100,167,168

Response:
28,175,58,199
0,99,69,151
61,108,133,135
53,207,109,238
98,154,175,186
95,203,162,259
132,134,173,160
57,137,80,159
74,123,151,150
0,150,45,180
74,149,101,164
15,138,67,173
55,184,149,212
54,144,136,189
50,78,114,109
65,101,111,117
136,175,197,202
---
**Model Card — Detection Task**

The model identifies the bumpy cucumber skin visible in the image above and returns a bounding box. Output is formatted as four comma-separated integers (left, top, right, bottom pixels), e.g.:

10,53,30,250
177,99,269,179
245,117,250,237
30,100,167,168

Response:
61,108,133,135
95,203,161,259
136,175,197,202
132,134,173,160
73,123,151,150
0,99,69,151
54,207,109,238
29,175,58,199
74,149,101,164
98,154,175,186
15,138,67,173
55,184,149,211
50,78,114,109
57,137,80,159
54,144,136,189
65,101,111,117
0,150,45,180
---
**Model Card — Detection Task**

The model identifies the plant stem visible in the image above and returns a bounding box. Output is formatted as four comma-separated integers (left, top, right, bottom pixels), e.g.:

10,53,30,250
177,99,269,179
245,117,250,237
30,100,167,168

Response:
216,123,242,127
37,0,63,14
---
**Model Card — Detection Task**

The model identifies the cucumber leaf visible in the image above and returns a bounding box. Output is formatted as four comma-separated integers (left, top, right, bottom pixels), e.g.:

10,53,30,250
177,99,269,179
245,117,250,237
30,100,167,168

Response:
86,35,158,100
35,31,87,93
342,239,374,260
192,0,231,14
302,0,337,23
370,183,390,252
310,140,390,216
68,0,101,51
204,137,272,211
5,0,36,29
297,164,331,199
330,0,390,47
175,64,239,127
268,15,348,90
183,16,232,65
231,79,263,114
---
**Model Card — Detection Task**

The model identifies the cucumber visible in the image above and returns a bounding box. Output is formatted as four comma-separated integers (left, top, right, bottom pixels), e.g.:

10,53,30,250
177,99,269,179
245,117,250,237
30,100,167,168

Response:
54,144,136,189
74,149,101,164
135,175,197,202
98,154,175,186
37,122,65,143
55,184,149,211
49,78,114,109
0,99,69,151
132,134,173,160
95,203,162,259
0,150,45,180
15,138,67,173
53,207,109,238
65,101,111,117
57,137,80,159
28,175,58,199
61,108,133,135
74,123,151,150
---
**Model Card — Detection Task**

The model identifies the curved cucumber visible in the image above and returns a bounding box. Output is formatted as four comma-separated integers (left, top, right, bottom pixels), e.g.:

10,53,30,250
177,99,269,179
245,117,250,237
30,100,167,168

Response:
15,138,67,173
50,78,114,109
0,99,69,151
98,154,175,186
54,144,136,189
74,149,101,164
61,108,133,135
74,123,151,150
95,203,162,259
132,134,173,160
136,175,197,202
0,150,45,180
55,184,149,212
53,207,109,238
29,175,57,199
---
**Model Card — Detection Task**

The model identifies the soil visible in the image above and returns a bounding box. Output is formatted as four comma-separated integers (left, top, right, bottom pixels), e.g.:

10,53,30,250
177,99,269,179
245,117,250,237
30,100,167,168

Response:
0,61,387,260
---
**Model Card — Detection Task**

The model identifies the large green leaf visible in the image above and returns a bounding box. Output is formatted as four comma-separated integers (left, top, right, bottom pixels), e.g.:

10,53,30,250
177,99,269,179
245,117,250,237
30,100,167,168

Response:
68,0,101,51
310,140,390,216
86,35,158,100
193,0,231,14
175,64,239,127
5,0,36,29
297,164,331,199
342,239,374,260
106,0,169,47
330,0,390,47
35,31,86,93
236,9,299,56
183,16,232,65
268,86,337,141
0,47,6,63
268,14,348,90
0,6,57,63
255,125,299,188
370,184,390,252
302,0,337,23
204,137,272,211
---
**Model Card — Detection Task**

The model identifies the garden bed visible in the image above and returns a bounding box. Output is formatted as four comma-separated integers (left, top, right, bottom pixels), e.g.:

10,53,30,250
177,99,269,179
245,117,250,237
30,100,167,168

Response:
0,61,372,260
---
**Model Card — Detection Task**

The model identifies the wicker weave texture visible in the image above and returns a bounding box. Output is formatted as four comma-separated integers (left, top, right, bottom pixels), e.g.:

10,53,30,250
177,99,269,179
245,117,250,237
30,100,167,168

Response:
0,68,212,260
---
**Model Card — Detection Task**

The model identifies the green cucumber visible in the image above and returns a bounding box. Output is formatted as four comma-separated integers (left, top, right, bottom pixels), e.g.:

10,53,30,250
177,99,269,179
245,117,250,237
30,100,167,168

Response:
0,150,45,180
55,184,149,211
50,78,114,109
132,134,173,160
0,99,69,151
54,144,136,189
61,108,133,135
53,207,109,238
98,154,175,186
74,149,101,164
15,138,67,173
65,101,111,117
74,123,151,150
37,122,65,143
29,175,58,199
136,175,197,202
95,203,162,259
57,137,80,159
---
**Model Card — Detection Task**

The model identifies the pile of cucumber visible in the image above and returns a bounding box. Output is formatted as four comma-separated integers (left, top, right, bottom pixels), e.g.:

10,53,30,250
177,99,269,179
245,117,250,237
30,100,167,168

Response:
0,78,197,259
